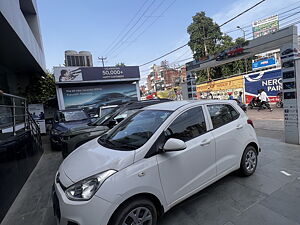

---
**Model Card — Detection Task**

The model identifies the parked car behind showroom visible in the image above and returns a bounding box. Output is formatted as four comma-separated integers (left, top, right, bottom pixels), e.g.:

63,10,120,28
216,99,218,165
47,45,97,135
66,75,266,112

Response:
50,109,91,150
53,100,259,225
60,99,171,158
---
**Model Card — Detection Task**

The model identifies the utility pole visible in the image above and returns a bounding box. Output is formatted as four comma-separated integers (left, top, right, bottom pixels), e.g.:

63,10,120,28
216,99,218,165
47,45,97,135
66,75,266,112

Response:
237,26,248,73
98,56,107,67
202,25,210,81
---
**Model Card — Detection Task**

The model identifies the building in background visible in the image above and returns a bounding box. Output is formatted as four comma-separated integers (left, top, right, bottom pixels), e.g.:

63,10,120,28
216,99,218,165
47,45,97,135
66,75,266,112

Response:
145,63,186,93
0,0,46,96
65,50,93,67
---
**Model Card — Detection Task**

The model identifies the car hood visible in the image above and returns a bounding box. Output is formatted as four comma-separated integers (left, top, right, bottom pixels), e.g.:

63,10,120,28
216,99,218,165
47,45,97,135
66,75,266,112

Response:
67,125,109,135
61,138,135,183
56,119,90,131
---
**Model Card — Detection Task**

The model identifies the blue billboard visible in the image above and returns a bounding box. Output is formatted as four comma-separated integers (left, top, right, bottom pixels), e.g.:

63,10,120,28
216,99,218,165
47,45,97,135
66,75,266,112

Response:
244,69,282,103
252,57,276,70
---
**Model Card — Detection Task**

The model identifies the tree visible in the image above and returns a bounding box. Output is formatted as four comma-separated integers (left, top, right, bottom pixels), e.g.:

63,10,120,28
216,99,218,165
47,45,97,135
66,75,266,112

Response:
187,12,223,59
188,12,252,83
25,71,56,104
115,62,126,67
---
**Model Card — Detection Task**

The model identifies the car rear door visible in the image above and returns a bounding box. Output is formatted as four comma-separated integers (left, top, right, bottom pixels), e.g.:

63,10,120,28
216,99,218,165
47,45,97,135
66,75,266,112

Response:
206,103,246,175
157,106,216,205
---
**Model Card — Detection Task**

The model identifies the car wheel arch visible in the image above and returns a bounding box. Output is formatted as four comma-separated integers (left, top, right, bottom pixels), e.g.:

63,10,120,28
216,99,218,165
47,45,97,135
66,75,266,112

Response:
107,193,165,225
238,141,259,165
246,142,259,155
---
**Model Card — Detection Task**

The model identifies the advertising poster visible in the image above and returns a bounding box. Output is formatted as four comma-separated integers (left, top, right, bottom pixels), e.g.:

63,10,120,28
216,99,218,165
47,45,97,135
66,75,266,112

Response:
54,66,140,83
28,104,46,134
196,76,243,100
252,57,276,70
252,15,279,39
62,83,138,109
53,67,81,82
244,69,282,104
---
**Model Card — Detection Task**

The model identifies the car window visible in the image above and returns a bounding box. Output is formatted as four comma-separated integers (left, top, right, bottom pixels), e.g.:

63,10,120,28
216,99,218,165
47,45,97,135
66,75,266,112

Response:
207,104,239,129
62,111,88,122
165,106,207,142
99,110,172,150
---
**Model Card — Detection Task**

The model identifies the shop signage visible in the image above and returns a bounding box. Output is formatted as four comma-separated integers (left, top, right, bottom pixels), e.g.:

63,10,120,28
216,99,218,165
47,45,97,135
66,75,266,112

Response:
252,57,276,70
252,15,279,39
53,66,140,83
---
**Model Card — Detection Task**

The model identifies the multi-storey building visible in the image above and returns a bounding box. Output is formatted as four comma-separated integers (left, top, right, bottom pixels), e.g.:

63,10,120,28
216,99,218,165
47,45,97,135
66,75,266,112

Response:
146,64,186,93
65,50,93,67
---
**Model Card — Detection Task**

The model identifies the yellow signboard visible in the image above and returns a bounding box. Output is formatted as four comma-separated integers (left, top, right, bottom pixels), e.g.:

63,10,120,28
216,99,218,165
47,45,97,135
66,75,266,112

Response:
196,76,243,93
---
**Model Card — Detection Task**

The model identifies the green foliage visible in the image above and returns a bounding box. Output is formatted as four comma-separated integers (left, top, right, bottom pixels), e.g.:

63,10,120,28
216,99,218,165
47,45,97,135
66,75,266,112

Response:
26,72,56,104
187,12,222,59
187,12,251,83
115,62,126,67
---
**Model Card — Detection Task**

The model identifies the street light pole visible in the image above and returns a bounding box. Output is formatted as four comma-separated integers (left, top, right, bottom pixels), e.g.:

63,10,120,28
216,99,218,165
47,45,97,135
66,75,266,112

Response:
237,26,248,73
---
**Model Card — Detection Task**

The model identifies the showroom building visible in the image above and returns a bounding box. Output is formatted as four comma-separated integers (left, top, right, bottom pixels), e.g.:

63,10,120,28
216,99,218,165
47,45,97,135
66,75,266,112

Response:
0,0,46,222
0,0,46,95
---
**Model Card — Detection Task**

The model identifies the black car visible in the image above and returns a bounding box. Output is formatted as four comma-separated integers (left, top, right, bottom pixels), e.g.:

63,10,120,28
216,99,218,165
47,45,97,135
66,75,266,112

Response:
282,60,294,68
50,109,92,150
215,50,228,61
282,48,297,56
60,99,171,158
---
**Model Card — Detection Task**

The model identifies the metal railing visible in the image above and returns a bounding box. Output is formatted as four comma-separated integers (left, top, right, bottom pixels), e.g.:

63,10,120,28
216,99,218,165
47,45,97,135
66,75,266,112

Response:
0,91,27,135
0,91,42,151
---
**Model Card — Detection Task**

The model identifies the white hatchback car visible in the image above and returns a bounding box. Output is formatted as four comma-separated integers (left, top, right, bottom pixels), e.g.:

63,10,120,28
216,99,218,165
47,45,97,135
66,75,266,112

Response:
53,100,259,225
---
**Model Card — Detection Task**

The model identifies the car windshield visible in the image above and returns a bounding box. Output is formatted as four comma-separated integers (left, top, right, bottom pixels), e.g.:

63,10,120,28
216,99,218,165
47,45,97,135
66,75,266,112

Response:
98,110,172,150
101,107,118,117
92,107,120,126
113,109,139,121
62,111,88,122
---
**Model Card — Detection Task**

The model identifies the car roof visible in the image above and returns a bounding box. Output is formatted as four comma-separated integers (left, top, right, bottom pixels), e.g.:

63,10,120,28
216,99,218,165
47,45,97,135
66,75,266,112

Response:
144,100,237,111
120,99,172,110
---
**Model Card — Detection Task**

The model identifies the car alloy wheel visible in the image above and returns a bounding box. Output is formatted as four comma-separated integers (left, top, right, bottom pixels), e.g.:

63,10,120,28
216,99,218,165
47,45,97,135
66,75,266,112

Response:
240,146,258,176
245,149,257,173
122,207,153,225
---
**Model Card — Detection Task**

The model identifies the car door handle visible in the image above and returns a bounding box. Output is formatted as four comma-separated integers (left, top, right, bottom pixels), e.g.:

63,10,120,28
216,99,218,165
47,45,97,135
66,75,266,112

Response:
200,139,211,146
236,124,243,129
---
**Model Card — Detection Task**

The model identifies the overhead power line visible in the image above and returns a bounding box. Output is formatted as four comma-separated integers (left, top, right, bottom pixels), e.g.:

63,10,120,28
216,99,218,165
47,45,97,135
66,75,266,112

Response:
108,0,168,58
102,0,151,56
139,44,189,67
111,0,177,59
139,0,267,67
105,0,157,57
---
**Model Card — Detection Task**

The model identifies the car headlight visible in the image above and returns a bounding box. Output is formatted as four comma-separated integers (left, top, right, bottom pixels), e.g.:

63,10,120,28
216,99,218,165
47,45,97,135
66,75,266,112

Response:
65,170,117,201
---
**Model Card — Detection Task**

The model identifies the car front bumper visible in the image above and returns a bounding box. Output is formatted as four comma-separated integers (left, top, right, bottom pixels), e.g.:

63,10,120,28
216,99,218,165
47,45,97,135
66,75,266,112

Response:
52,181,115,225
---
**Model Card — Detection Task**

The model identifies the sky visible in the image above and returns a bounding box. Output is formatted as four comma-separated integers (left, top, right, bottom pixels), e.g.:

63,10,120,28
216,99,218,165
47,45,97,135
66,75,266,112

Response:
37,0,300,83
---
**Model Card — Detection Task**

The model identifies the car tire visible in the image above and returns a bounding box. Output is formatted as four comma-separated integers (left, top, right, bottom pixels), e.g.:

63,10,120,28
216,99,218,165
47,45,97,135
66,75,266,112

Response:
239,146,257,176
110,198,158,225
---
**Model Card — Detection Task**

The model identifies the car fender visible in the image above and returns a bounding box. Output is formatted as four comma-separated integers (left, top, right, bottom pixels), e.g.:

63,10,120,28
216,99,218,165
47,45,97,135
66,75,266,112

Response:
95,157,168,211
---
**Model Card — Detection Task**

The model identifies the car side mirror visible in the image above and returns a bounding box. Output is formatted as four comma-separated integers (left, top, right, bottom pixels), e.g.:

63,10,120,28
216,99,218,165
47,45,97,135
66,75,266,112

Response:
163,138,186,152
